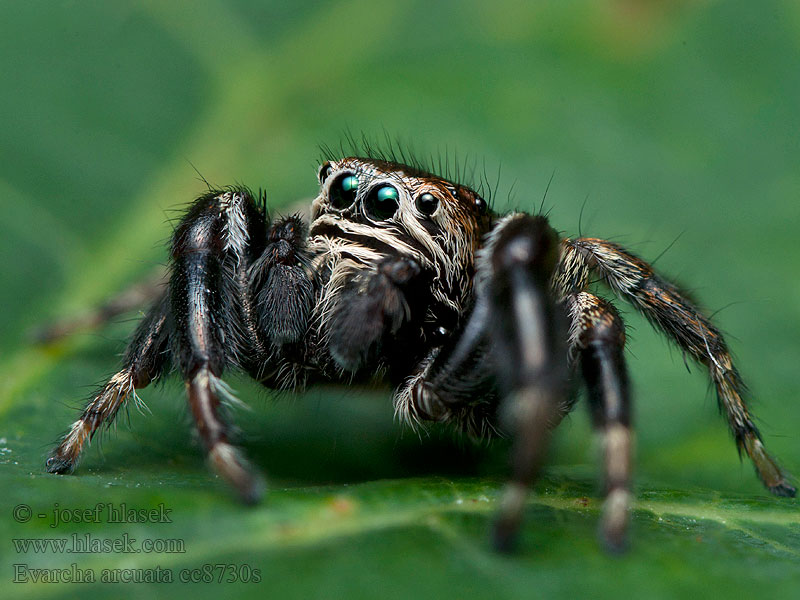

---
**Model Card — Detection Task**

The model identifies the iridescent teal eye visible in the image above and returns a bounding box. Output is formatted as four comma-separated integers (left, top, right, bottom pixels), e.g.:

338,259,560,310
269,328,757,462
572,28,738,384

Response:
416,192,439,216
329,173,359,209
342,175,359,191
366,184,399,220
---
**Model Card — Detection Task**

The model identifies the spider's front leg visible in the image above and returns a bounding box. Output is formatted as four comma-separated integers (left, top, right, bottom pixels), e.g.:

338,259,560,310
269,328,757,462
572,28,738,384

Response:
402,214,571,552
48,187,290,503
479,215,572,551
169,188,275,503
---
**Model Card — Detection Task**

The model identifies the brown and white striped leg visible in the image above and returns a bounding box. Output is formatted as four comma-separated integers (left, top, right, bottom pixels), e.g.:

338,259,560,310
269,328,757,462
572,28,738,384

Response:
557,238,795,497
47,295,170,473
568,292,632,552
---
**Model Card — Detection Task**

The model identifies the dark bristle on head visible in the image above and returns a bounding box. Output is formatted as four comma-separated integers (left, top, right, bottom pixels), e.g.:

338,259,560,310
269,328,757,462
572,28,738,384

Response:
318,132,496,211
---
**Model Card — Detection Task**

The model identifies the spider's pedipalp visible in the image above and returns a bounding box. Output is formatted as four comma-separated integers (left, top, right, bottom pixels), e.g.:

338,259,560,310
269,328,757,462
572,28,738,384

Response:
328,256,428,372
46,294,170,473
567,291,632,552
250,214,314,349
560,238,795,497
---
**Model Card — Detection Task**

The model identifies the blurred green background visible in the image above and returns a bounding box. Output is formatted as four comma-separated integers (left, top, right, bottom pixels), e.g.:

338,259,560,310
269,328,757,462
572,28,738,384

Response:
1,1,799,598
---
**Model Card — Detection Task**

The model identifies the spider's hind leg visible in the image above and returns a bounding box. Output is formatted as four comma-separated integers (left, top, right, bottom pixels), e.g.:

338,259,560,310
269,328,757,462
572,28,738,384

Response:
32,267,168,345
47,294,171,473
560,238,796,497
567,292,632,552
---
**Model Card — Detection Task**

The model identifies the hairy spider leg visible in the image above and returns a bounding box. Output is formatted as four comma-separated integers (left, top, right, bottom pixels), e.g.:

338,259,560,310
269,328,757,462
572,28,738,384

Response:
567,292,632,552
406,214,569,551
46,295,171,473
169,189,269,503
556,238,796,497
486,215,570,552
31,267,168,344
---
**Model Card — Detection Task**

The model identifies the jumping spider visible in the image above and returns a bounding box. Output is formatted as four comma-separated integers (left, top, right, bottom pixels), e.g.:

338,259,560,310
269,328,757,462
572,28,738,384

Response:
47,151,795,552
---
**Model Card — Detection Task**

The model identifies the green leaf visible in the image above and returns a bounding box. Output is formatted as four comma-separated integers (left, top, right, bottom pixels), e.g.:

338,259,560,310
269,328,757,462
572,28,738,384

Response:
2,1,799,598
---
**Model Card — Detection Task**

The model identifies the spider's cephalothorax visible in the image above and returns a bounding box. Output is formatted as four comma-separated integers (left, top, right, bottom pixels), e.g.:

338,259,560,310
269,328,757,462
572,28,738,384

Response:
293,157,491,386
47,155,795,553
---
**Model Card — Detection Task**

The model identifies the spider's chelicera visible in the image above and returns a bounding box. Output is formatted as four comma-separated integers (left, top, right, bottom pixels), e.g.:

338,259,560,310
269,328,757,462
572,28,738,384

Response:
47,153,795,552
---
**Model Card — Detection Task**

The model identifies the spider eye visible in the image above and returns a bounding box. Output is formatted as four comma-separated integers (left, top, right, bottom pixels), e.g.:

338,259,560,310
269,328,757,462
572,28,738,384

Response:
365,185,399,220
318,162,333,183
416,192,438,216
474,196,488,214
329,173,359,209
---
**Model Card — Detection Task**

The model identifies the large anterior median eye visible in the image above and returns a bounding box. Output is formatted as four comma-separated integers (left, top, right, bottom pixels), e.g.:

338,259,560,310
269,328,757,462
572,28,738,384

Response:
365,184,399,220
329,173,359,209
